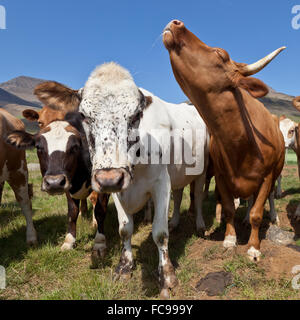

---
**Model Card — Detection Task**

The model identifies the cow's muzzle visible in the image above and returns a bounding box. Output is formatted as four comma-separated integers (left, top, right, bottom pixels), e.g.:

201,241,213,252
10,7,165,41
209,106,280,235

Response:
42,174,70,195
93,168,131,193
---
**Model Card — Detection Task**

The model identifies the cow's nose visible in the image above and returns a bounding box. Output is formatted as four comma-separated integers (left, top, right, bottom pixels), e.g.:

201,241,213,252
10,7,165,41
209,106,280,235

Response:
43,175,68,194
172,20,183,27
94,169,125,193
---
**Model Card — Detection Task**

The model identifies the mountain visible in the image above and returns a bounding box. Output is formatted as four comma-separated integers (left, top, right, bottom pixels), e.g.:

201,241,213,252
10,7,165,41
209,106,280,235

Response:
259,87,299,121
0,76,44,119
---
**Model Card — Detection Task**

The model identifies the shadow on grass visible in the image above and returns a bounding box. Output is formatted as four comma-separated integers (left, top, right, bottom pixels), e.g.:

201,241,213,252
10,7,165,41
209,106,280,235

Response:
281,187,300,198
0,214,67,267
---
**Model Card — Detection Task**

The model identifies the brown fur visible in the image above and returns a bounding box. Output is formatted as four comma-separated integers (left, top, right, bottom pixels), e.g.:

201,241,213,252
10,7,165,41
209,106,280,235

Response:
163,20,285,256
34,81,81,112
23,106,66,129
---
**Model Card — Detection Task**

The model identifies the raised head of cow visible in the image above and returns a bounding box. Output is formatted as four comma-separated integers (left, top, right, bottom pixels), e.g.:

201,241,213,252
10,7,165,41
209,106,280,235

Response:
6,115,86,195
163,20,285,107
23,106,66,129
32,65,152,193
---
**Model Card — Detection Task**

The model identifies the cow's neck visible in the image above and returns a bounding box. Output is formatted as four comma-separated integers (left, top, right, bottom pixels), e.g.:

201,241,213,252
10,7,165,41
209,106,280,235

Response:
192,88,263,164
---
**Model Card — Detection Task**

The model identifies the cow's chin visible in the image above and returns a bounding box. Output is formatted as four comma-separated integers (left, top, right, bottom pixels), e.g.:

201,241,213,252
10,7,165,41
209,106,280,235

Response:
163,30,175,50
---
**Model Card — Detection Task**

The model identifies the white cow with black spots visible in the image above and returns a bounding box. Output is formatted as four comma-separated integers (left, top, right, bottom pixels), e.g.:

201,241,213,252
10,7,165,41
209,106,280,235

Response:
31,62,210,299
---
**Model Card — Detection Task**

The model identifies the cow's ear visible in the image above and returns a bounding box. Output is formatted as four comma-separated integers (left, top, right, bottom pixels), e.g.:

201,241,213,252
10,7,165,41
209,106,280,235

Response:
34,81,81,112
293,96,300,112
23,109,39,121
237,77,269,98
279,115,286,121
145,96,153,108
6,131,35,150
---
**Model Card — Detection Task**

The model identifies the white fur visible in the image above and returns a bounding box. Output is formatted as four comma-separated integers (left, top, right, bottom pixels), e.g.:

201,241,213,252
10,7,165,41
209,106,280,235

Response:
223,235,237,248
61,233,76,251
247,246,261,261
42,121,74,156
80,63,210,292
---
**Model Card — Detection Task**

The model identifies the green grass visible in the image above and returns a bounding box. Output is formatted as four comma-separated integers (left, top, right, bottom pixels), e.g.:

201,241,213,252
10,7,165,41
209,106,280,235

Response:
0,151,300,300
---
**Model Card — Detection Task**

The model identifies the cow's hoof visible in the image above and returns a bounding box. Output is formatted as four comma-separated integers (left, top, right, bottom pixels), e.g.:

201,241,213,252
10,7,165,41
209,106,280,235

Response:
223,235,237,249
247,246,261,262
27,238,38,247
113,269,133,282
196,228,206,238
61,242,74,251
160,288,170,300
91,248,107,268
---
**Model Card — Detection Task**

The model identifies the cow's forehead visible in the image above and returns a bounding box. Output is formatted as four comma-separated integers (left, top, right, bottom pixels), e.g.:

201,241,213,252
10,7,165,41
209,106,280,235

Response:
41,121,76,155
79,62,141,121
280,119,296,131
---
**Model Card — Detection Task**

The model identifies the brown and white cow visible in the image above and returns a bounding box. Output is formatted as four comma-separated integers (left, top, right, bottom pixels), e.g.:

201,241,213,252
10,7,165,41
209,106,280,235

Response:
163,20,285,261
6,111,109,254
23,105,99,225
0,109,37,245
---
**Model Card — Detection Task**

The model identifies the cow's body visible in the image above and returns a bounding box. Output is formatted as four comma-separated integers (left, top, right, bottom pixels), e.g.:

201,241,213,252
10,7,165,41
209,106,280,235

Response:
7,115,109,253
30,63,210,298
0,109,37,245
163,20,285,261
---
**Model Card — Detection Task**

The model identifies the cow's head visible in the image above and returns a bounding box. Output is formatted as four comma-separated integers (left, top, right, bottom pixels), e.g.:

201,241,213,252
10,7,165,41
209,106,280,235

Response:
279,116,297,149
31,64,152,194
6,115,85,195
163,20,285,101
23,106,66,129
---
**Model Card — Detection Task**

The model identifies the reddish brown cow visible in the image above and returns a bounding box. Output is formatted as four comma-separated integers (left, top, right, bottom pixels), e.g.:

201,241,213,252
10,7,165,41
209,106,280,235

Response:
163,20,285,261
0,109,37,245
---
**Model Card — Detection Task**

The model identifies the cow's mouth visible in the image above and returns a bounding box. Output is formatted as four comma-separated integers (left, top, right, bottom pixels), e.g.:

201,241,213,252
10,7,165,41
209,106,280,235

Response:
163,20,184,50
92,168,132,194
42,174,71,195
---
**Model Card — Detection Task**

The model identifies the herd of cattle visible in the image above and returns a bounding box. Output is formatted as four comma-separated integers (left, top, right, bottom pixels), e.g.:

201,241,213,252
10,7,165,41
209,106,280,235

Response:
1,20,300,298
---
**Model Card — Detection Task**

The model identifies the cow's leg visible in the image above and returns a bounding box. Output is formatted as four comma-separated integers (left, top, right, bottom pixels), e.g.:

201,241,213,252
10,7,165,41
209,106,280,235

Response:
247,173,273,262
268,190,279,225
113,193,134,280
79,199,88,218
61,193,80,251
0,181,4,205
89,191,99,229
152,169,178,299
194,174,206,236
143,199,153,224
243,196,254,225
92,193,109,260
203,177,211,200
169,188,183,232
275,175,282,199
215,185,222,224
188,182,195,214
215,176,236,248
8,168,37,245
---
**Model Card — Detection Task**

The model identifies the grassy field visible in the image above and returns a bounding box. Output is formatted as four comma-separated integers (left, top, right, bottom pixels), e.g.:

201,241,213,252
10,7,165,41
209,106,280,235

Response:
0,149,300,300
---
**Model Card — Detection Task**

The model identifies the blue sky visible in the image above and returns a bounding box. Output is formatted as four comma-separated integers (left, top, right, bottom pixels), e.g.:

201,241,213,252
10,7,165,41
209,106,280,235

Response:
0,0,299,102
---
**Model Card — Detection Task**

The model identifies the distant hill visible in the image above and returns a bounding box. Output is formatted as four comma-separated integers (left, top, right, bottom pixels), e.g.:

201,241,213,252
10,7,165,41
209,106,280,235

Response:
186,86,299,122
0,76,299,130
259,87,299,121
0,76,44,120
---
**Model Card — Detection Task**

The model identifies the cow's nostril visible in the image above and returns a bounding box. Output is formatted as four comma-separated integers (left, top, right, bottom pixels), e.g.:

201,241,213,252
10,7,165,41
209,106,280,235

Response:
172,20,182,26
59,177,66,187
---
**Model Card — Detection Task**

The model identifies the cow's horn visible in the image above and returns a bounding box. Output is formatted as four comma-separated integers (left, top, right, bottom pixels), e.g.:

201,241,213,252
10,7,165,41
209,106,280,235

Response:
240,47,286,76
